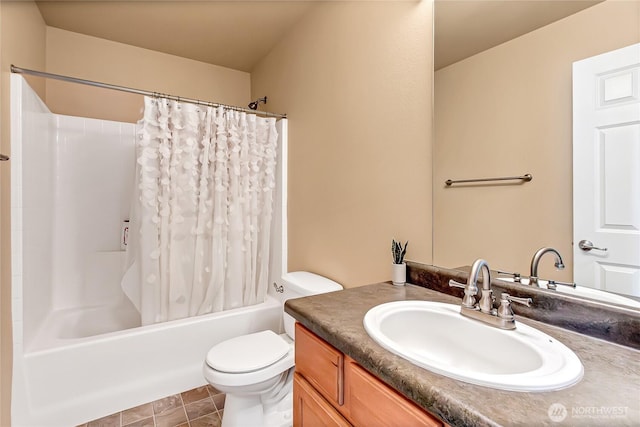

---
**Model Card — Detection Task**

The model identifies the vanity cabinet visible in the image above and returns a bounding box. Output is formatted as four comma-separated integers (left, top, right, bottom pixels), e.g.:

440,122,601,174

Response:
295,321,344,407
294,323,444,427
294,374,351,427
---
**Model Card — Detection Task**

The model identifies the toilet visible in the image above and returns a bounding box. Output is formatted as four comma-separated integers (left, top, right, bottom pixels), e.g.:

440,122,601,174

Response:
203,271,343,427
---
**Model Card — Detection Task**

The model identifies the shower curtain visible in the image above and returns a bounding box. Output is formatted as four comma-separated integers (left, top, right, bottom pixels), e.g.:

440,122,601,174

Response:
122,97,278,325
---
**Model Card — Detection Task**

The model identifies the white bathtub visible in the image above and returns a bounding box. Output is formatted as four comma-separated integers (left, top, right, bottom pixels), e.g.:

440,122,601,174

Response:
14,295,282,427
27,299,141,350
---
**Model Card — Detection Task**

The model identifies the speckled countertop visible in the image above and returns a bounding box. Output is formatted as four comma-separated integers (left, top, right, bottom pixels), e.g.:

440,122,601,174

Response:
285,282,640,427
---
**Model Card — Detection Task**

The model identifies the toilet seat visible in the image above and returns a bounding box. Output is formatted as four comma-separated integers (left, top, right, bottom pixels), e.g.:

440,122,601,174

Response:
203,331,295,388
206,330,290,373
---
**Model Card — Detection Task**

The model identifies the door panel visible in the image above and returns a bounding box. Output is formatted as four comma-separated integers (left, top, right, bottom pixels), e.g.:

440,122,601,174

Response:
573,43,640,296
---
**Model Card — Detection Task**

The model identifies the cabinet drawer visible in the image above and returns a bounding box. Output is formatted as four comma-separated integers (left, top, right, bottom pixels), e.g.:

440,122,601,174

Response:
345,358,443,427
294,373,351,427
295,323,344,406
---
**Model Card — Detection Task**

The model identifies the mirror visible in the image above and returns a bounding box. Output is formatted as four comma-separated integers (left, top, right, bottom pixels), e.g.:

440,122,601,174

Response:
432,0,640,309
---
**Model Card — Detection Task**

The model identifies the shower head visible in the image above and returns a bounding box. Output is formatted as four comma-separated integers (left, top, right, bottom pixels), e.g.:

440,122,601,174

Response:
248,96,267,110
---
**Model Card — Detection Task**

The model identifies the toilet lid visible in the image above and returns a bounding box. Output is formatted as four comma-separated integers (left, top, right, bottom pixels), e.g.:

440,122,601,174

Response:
205,330,290,373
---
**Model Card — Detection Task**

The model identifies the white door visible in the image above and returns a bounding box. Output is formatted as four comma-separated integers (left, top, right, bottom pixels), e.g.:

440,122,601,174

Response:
573,43,640,297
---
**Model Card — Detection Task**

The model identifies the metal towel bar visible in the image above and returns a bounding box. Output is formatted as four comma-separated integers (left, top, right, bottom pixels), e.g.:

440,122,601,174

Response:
445,173,532,186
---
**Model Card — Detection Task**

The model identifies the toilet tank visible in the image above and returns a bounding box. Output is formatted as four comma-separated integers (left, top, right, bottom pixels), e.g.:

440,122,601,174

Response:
280,271,343,339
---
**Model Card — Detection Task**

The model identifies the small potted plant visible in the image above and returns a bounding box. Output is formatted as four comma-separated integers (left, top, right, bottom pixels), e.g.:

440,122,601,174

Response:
391,239,408,286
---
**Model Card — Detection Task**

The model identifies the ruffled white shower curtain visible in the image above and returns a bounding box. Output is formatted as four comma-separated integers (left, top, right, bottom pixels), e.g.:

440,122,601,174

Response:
122,97,278,325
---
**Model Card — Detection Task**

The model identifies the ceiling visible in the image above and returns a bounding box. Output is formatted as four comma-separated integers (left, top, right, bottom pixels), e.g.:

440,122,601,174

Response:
434,0,602,70
36,1,316,72
36,1,603,73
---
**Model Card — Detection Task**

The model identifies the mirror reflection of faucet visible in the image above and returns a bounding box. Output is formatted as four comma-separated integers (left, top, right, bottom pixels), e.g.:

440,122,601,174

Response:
546,279,577,290
497,270,522,283
496,247,577,290
529,247,564,287
497,270,577,291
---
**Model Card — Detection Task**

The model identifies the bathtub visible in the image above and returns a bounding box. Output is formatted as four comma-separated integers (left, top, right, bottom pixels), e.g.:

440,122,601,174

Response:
14,295,282,427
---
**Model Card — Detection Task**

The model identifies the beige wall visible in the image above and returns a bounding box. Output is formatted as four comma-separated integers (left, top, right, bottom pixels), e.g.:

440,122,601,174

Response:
46,27,251,123
252,1,434,288
433,0,640,281
0,2,47,424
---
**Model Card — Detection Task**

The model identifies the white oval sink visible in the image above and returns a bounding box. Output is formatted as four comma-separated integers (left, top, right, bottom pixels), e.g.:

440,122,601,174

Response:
496,277,640,309
364,301,583,392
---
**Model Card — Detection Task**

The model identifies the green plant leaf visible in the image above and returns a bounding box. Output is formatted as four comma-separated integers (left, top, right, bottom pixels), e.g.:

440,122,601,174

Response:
391,239,408,264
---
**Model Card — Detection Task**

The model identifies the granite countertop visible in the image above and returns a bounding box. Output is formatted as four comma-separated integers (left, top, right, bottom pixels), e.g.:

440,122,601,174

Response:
285,282,640,427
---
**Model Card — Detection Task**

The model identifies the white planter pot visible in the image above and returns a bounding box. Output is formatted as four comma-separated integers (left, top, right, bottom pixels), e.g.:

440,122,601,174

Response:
392,263,406,286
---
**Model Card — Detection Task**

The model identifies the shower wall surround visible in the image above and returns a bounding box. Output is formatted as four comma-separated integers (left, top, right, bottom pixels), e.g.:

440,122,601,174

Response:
12,75,136,352
49,116,135,312
12,73,56,351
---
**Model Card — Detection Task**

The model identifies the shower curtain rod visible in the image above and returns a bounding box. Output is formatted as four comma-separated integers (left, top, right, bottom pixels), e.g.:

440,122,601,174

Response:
10,65,287,119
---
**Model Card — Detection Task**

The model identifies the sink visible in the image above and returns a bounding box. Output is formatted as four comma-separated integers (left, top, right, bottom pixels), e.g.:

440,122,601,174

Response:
363,301,583,392
496,277,640,309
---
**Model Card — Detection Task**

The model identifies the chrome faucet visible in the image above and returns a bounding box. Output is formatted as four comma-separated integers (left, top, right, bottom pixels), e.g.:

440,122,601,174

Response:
450,259,532,330
529,247,565,287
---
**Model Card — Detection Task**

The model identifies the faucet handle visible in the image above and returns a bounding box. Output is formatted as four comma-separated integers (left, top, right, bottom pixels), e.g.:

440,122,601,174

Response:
448,279,467,290
502,293,532,307
497,293,532,321
449,279,477,308
497,270,522,283
547,280,577,290
498,294,514,320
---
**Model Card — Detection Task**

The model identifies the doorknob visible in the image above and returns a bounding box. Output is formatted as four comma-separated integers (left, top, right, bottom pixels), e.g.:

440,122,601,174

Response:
578,240,608,252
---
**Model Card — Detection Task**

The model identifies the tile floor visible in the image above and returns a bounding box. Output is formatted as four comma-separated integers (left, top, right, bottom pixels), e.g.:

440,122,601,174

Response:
79,385,226,427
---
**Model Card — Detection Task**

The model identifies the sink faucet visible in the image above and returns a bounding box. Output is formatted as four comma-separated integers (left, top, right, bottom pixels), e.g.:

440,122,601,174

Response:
450,259,532,330
529,247,565,287
459,259,495,313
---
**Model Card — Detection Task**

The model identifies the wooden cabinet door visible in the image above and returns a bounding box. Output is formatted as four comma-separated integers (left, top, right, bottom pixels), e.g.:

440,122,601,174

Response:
295,323,344,406
344,358,442,427
294,373,351,427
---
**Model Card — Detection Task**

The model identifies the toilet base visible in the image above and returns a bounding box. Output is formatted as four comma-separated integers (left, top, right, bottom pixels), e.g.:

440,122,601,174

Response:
219,369,294,427
264,391,293,427
221,390,293,427
221,393,263,427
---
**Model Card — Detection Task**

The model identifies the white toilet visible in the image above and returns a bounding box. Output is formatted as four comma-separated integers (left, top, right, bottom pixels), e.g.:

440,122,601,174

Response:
203,271,343,427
